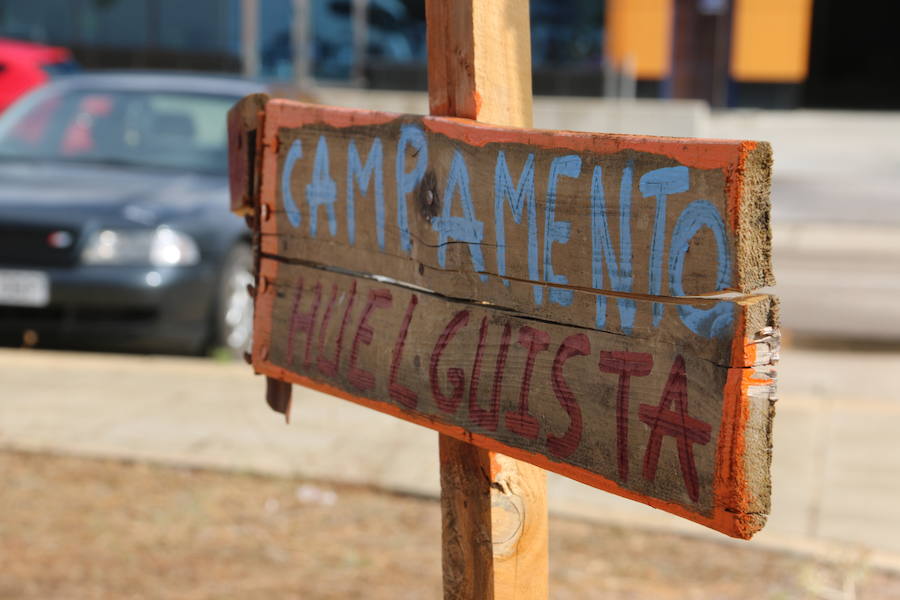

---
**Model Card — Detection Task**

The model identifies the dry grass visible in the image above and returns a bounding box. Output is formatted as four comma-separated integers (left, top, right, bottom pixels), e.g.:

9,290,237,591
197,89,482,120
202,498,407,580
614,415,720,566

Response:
1,451,897,600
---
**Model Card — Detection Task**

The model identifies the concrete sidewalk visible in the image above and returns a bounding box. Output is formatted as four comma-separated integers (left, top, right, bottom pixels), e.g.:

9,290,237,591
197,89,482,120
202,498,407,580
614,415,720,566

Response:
2,347,899,570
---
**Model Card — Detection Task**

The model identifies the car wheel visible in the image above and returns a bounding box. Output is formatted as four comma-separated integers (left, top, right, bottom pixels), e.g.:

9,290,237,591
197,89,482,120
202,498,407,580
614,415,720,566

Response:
215,243,254,357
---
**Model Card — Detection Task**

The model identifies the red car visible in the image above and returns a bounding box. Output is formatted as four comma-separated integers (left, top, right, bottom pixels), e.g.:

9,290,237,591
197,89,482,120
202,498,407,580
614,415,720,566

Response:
0,38,78,113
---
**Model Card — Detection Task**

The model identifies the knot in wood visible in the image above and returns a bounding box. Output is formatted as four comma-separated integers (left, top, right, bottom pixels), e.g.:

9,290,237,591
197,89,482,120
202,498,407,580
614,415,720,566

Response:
416,169,440,222
490,485,525,558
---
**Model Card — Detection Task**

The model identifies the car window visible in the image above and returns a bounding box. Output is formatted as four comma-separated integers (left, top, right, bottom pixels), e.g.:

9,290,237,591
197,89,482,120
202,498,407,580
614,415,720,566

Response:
0,86,237,174
145,95,227,152
4,92,60,145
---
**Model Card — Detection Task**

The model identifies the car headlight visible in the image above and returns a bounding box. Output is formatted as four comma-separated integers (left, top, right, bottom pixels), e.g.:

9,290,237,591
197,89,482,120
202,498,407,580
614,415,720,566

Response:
81,227,200,266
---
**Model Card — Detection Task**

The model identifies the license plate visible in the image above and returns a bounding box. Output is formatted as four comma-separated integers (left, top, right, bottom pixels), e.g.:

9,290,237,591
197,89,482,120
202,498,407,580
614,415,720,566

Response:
0,269,50,307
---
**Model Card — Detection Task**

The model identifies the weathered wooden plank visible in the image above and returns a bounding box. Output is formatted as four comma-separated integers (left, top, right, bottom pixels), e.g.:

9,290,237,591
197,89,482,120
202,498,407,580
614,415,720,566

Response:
250,257,778,538
253,101,773,327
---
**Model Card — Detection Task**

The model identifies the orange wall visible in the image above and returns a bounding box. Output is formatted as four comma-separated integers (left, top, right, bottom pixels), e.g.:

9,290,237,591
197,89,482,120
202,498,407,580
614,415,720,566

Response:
606,0,814,83
605,0,673,80
730,0,814,82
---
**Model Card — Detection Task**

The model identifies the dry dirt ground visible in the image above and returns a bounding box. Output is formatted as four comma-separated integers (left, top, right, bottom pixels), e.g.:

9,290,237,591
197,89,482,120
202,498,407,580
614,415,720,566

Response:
1,451,898,600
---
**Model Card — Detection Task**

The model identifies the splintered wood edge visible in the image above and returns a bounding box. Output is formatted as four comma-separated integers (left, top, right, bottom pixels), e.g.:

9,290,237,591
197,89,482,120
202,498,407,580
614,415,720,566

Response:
746,295,779,533
227,93,270,216
736,141,775,290
726,294,779,537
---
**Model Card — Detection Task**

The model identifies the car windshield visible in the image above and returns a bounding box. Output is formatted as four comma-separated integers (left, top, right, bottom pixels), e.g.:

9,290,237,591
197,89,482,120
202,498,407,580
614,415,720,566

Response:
0,86,236,174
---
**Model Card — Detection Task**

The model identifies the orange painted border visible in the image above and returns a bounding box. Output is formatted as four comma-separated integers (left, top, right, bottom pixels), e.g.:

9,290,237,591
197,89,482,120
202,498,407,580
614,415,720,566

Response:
263,99,748,171
250,99,768,539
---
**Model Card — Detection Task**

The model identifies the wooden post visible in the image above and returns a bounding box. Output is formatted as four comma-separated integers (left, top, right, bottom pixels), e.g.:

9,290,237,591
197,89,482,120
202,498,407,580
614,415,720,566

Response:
426,2,549,598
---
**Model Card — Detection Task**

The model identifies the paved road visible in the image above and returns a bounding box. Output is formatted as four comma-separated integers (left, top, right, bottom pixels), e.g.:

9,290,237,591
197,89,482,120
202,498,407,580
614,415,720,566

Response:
2,347,899,569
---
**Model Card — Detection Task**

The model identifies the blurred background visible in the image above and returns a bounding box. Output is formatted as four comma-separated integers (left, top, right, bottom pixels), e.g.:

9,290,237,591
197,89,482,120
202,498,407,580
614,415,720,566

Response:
2,0,896,109
1,1,899,598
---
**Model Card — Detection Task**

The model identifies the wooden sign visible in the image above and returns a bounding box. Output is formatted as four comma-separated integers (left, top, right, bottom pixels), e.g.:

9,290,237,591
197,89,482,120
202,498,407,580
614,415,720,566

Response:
230,98,778,540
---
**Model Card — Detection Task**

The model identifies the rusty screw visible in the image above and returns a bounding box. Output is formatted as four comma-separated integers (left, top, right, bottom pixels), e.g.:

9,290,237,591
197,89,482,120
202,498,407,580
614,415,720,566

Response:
260,203,271,221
